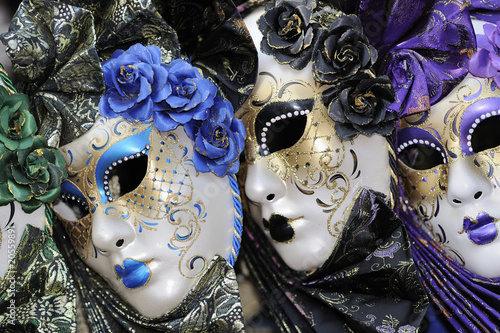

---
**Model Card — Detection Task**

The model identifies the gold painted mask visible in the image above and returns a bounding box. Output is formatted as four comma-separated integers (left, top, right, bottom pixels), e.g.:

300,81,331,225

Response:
397,75,500,278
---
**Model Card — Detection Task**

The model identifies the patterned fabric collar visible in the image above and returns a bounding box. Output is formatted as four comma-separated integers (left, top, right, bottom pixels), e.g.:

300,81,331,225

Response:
241,188,429,332
0,223,77,332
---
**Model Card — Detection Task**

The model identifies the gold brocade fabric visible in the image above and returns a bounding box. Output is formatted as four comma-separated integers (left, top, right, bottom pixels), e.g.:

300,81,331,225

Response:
53,217,245,332
241,189,429,332
0,223,77,332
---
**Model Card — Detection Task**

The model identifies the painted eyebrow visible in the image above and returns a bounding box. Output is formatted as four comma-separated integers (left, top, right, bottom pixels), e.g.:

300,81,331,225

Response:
460,97,500,156
95,126,152,204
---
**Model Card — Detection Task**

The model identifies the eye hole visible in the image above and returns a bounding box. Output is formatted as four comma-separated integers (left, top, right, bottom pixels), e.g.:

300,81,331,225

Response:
397,127,447,170
255,99,313,156
470,115,500,153
56,181,89,220
105,153,148,200
398,144,445,170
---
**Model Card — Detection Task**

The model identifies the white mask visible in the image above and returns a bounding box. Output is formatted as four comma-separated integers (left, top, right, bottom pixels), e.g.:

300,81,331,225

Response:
238,8,393,272
398,73,500,278
54,116,239,317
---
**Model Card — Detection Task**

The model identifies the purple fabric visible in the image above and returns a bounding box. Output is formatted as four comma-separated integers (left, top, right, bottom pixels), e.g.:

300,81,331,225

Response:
397,205,500,332
471,0,500,23
348,0,476,117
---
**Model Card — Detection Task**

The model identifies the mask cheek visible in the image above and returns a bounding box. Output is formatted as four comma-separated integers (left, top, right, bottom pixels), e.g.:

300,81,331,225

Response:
399,162,447,219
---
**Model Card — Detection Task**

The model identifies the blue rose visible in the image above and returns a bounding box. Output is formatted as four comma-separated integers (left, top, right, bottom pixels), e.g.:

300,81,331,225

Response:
99,43,171,121
153,59,217,132
184,96,245,177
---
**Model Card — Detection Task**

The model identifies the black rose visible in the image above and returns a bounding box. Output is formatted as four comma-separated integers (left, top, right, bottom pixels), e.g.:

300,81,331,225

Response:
313,15,377,84
258,0,321,70
323,73,396,140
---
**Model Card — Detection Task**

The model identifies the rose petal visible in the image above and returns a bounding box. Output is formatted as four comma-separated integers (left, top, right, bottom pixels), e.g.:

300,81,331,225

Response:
136,76,152,103
136,62,155,84
99,96,120,118
209,162,230,177
168,109,198,124
192,151,211,173
108,91,136,112
334,123,358,140
490,52,500,70
126,98,153,121
469,49,497,78
152,112,180,132
0,182,13,205
8,179,32,202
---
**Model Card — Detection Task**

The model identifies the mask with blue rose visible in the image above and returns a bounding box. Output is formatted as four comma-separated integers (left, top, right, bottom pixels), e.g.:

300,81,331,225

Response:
99,43,245,177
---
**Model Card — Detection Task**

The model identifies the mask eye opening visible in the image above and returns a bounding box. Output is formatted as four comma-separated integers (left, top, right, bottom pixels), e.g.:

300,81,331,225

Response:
397,127,447,170
104,145,149,202
255,99,314,156
468,114,500,154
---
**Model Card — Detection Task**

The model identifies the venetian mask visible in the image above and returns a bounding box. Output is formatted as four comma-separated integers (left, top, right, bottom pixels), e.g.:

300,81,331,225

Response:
53,116,240,317
398,73,500,278
238,8,393,272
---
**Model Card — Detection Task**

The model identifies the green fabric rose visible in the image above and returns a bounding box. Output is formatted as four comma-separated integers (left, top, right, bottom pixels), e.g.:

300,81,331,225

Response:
0,85,37,150
0,136,67,213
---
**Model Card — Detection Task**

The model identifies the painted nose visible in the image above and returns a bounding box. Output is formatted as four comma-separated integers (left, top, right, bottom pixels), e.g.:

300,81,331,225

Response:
447,156,492,207
91,207,136,255
244,160,286,205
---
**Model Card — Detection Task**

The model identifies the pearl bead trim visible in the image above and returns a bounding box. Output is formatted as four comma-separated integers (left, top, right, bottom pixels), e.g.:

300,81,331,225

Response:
397,139,446,163
260,109,310,155
103,144,150,202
